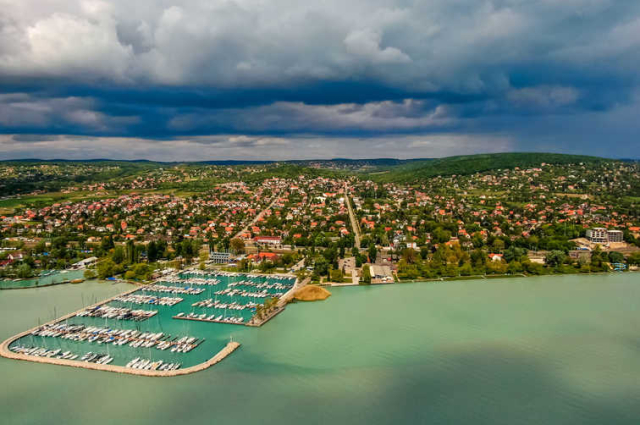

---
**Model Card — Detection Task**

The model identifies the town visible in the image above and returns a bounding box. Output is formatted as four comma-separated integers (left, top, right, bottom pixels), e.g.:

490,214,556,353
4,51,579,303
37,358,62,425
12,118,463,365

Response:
1,154,639,287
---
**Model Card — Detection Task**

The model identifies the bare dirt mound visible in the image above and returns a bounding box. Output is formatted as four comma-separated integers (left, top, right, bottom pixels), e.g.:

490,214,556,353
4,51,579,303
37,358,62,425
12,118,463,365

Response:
294,285,331,301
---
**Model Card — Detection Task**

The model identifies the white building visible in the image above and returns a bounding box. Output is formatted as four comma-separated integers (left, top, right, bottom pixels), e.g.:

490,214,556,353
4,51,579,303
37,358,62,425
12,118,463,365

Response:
586,228,608,243
607,230,623,243
209,251,231,264
586,228,623,244
72,257,98,269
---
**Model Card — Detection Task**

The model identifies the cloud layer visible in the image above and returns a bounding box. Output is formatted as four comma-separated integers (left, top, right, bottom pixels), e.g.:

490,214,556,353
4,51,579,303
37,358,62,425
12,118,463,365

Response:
0,0,639,158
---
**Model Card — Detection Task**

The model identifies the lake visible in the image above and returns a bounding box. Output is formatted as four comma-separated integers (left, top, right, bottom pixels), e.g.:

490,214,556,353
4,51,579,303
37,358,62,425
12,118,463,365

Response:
0,270,86,289
1,273,639,424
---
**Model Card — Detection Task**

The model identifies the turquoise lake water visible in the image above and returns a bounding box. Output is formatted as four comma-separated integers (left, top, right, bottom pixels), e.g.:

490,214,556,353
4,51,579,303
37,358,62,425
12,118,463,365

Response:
9,272,295,368
1,273,640,424
0,269,85,289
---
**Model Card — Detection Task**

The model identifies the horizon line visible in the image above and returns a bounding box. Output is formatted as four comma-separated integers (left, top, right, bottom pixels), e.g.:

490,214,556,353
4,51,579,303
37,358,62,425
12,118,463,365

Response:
0,152,637,164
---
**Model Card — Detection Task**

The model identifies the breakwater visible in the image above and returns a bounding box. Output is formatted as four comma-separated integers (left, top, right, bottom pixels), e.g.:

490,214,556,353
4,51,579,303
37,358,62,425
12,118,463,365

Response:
0,338,240,377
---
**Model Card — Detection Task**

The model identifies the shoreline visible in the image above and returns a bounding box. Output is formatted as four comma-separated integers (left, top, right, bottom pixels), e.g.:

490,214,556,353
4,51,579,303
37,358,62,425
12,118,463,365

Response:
0,270,294,375
382,269,639,285
0,280,73,290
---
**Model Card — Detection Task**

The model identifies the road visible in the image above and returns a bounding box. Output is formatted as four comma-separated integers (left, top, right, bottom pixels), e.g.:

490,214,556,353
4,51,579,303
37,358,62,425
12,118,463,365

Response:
344,183,361,249
351,269,360,285
290,258,306,272
233,192,281,240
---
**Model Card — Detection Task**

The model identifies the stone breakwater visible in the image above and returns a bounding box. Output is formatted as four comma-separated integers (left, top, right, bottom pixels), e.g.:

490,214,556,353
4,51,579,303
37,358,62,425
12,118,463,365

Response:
0,281,240,376
0,339,240,377
246,276,308,327
277,276,309,308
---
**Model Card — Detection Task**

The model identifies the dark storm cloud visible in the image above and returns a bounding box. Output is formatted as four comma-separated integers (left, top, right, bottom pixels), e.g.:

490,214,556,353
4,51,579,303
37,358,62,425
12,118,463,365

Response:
0,0,639,158
9,134,61,143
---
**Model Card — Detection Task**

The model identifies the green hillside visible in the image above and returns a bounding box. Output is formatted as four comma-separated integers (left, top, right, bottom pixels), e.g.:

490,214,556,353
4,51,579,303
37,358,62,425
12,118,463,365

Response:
369,152,613,182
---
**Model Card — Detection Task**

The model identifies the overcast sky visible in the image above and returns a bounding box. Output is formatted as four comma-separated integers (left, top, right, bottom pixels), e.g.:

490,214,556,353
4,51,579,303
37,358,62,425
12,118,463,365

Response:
1,0,639,160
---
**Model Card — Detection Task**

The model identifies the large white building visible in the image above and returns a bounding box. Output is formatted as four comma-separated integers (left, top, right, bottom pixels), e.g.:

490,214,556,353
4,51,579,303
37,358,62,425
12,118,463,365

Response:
209,251,231,264
586,228,623,244
607,230,623,243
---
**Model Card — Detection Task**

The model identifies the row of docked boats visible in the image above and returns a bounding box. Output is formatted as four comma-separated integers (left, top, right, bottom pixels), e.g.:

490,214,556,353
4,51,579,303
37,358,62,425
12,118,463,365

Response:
141,284,204,295
191,298,256,310
231,272,294,281
76,305,158,321
179,270,295,282
179,271,236,278
11,345,79,360
80,352,114,364
30,323,201,353
10,345,115,365
175,312,245,324
126,357,181,371
214,287,284,299
228,280,293,291
163,276,221,286
113,294,183,306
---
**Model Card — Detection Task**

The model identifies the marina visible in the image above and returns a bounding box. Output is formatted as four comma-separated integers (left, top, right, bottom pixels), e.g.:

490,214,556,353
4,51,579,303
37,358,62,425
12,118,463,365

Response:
76,305,159,321
112,294,183,306
0,270,297,375
141,285,205,295
27,323,202,352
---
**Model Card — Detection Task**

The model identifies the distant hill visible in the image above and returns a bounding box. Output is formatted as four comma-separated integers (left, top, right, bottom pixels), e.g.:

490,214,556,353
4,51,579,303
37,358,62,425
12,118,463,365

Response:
0,154,617,177
367,152,615,182
0,158,431,167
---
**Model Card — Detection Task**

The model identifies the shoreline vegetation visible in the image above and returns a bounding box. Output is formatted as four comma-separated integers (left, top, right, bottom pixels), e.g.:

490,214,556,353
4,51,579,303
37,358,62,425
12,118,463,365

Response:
0,278,81,290
395,269,638,284
0,269,87,290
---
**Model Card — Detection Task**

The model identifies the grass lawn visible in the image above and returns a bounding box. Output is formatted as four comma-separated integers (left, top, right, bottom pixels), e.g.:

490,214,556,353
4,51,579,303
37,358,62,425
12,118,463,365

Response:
0,191,120,214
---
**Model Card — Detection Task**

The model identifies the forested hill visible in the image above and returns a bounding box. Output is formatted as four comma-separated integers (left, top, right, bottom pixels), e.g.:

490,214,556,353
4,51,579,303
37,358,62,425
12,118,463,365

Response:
368,153,615,182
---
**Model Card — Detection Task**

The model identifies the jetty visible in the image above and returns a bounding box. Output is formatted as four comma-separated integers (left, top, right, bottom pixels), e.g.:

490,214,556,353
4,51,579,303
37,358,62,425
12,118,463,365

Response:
245,276,310,327
0,338,239,377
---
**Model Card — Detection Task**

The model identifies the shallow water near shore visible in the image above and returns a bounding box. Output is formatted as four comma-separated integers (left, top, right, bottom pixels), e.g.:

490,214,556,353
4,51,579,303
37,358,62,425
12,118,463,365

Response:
1,274,640,424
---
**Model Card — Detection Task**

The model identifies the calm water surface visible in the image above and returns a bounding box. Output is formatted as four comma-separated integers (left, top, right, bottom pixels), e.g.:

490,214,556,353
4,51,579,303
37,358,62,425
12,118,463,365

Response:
1,274,640,424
